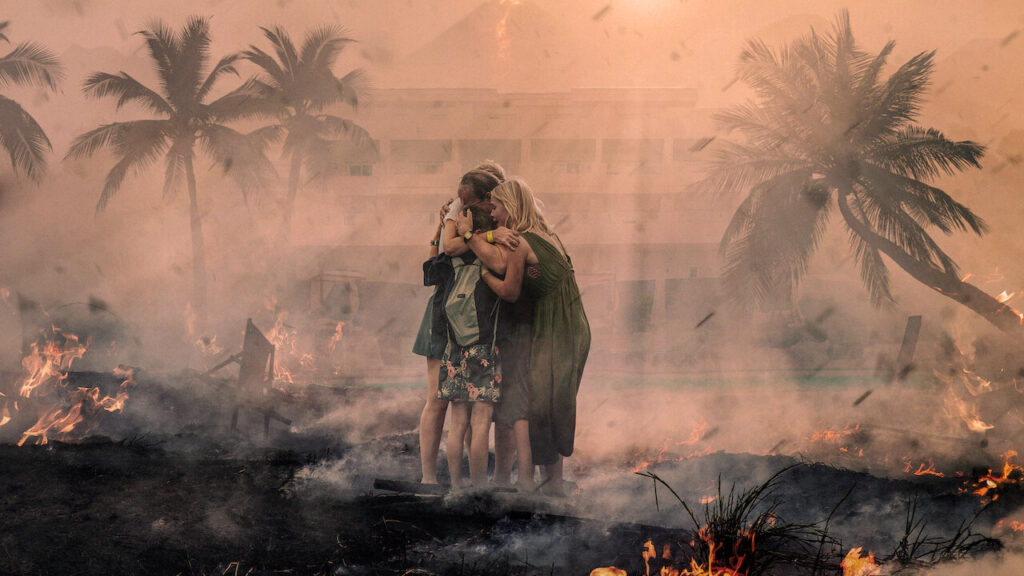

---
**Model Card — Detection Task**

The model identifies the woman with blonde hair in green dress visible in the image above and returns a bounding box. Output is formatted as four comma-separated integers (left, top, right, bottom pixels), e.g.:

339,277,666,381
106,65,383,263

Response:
457,178,590,494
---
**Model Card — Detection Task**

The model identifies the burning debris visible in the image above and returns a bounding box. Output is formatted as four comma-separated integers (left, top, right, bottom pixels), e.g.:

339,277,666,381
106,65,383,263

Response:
1,326,136,446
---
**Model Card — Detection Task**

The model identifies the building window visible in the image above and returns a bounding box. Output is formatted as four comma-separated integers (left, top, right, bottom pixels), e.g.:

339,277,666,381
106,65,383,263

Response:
390,139,452,175
348,164,373,176
416,162,444,175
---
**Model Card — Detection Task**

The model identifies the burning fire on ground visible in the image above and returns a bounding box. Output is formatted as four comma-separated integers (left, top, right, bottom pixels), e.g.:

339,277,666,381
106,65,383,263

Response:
1,327,136,445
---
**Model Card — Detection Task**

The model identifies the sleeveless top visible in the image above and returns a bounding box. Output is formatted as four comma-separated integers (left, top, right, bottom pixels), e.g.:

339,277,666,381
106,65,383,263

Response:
521,232,591,465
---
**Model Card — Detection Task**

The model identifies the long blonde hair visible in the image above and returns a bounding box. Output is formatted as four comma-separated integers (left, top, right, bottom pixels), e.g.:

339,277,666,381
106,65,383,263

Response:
490,178,552,234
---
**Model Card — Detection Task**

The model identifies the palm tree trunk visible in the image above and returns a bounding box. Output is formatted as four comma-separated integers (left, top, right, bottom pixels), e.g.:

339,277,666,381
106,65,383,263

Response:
281,152,302,241
838,192,1024,336
184,150,208,329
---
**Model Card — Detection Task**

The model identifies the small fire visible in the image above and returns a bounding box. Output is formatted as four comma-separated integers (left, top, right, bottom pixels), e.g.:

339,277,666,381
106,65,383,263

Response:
590,568,627,576
19,328,88,398
997,519,1024,534
632,420,711,472
902,457,944,477
809,424,860,443
328,321,344,354
997,290,1015,304
841,547,881,576
6,328,136,445
972,451,1024,505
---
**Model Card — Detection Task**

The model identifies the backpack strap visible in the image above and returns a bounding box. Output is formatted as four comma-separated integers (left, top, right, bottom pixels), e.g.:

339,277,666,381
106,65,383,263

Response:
489,299,500,353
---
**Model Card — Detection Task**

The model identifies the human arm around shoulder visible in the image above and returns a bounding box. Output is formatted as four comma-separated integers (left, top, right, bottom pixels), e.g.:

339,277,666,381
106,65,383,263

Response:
442,218,470,257
481,240,526,302
465,231,509,275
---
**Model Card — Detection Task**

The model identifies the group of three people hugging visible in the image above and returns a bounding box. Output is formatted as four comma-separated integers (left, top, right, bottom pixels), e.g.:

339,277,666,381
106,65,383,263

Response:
412,160,591,495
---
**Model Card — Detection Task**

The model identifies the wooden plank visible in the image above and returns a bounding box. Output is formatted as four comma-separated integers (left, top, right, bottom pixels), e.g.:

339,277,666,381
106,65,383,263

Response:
893,315,922,382
374,478,449,495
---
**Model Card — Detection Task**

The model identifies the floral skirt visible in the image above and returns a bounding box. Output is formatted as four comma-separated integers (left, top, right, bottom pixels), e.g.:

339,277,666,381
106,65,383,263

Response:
438,342,501,403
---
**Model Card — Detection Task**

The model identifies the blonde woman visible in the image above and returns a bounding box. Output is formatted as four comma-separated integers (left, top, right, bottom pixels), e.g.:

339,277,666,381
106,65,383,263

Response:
457,178,591,495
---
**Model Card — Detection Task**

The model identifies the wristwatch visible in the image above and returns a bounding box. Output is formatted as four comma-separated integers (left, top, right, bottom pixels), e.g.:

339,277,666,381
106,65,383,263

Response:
463,230,473,242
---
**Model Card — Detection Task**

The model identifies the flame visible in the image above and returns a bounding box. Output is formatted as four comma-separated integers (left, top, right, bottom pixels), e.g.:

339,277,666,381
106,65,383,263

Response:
809,425,860,443
998,290,1015,304
944,392,995,433
632,419,712,472
494,0,518,85
328,321,345,354
590,568,627,576
841,548,881,576
9,330,135,445
998,519,1024,533
972,451,1024,504
902,457,944,477
20,328,88,398
598,529,755,576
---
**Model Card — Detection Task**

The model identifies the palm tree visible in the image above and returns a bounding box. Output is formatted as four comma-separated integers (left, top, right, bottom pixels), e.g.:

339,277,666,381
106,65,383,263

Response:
700,11,1024,336
0,21,63,182
242,25,371,239
66,16,274,324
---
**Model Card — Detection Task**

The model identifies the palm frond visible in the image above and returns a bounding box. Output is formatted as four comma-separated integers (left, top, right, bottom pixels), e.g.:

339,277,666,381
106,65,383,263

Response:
693,140,812,199
316,114,371,144
66,119,169,160
242,45,288,89
853,40,894,102
851,182,959,275
262,26,299,78
335,68,366,109
162,145,186,199
300,25,354,70
0,21,9,44
197,124,278,204
203,77,274,122
867,126,984,180
858,50,934,139
0,42,63,90
0,94,51,181
861,162,986,235
196,53,240,103
136,19,178,99
82,71,173,115
94,123,171,212
177,15,211,103
850,231,894,306
719,170,831,308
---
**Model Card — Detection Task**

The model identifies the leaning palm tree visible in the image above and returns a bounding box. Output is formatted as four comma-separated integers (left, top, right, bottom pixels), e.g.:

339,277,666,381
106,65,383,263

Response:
700,11,1024,336
66,16,274,324
0,20,63,182
242,25,371,239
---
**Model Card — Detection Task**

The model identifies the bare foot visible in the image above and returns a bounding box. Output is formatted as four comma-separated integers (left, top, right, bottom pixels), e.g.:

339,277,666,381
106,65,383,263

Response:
514,479,536,493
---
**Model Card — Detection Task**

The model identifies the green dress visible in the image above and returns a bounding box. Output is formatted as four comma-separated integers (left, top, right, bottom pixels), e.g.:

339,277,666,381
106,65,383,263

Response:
522,232,591,465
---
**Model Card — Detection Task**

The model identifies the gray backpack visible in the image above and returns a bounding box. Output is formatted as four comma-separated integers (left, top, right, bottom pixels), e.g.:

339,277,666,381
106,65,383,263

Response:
445,255,499,347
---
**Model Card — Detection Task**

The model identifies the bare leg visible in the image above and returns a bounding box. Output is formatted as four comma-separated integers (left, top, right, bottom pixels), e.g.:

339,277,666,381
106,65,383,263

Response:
447,402,470,488
493,424,515,486
540,456,564,496
512,420,534,490
418,358,447,484
468,402,494,486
